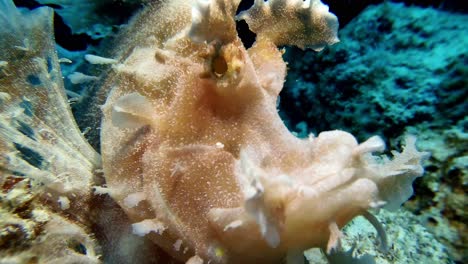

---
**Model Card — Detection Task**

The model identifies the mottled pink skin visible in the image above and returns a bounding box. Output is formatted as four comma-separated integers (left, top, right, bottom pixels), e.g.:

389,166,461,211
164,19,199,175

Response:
100,1,426,263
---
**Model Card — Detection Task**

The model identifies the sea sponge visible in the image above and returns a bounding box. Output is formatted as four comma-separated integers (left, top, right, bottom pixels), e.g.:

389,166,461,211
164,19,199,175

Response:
99,0,428,263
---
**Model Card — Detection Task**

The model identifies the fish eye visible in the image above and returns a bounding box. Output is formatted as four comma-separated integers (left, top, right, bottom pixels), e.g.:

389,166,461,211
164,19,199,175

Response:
212,53,227,77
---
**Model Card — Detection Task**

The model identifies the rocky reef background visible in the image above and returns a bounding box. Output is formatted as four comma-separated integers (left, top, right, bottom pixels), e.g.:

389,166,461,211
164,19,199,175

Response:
4,0,467,263
279,3,467,262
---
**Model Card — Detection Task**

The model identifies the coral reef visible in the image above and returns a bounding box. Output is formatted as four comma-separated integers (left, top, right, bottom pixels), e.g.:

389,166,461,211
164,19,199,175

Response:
35,0,143,39
405,121,467,262
280,2,467,262
281,2,467,141
304,210,451,264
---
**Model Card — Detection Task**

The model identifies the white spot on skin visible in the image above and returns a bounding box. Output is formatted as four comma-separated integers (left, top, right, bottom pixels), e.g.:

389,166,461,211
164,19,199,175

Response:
14,38,30,51
111,93,155,128
170,162,185,177
0,62,9,77
93,186,112,195
215,142,224,149
0,92,11,102
173,239,183,251
58,58,72,64
68,72,99,84
58,196,70,210
32,209,50,223
132,219,166,237
123,192,146,208
223,220,243,231
186,255,203,264
369,200,386,208
85,54,118,65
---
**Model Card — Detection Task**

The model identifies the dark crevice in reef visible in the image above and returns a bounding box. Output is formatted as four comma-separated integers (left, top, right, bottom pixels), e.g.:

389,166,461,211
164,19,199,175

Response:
12,0,468,52
235,19,256,49
236,0,256,49
13,0,98,50
12,0,39,9
324,0,468,24
52,12,100,51
13,0,141,51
